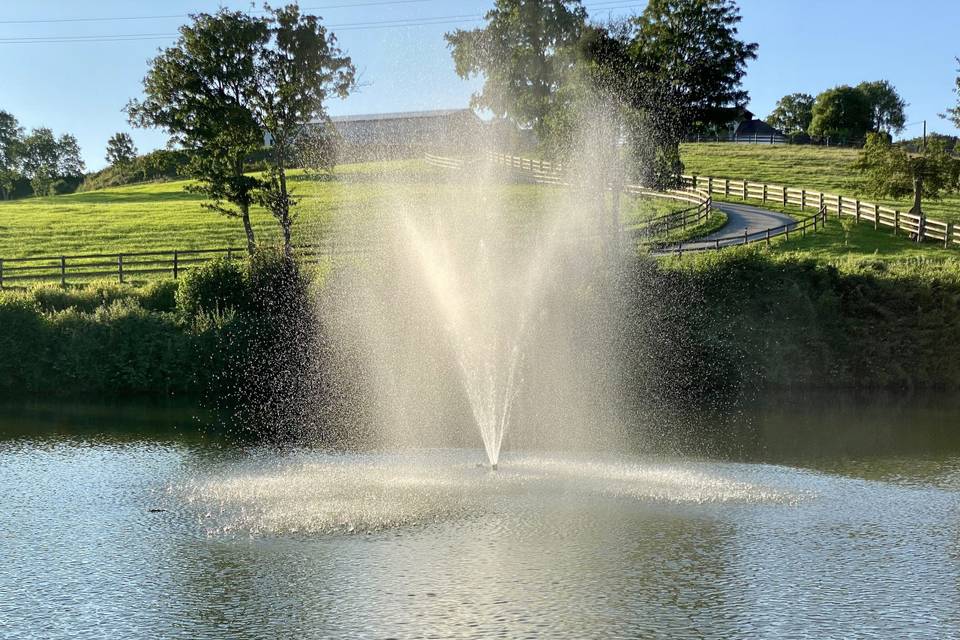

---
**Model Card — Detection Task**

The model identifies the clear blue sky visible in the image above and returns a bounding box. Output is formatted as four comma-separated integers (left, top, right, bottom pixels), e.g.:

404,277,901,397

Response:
1,0,958,170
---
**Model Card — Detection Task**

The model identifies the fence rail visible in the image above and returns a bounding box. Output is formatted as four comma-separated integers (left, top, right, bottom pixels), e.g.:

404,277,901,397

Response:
682,174,959,249
656,206,829,254
0,242,376,288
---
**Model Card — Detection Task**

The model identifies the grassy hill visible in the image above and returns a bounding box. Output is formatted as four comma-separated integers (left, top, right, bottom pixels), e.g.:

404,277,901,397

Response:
0,158,690,261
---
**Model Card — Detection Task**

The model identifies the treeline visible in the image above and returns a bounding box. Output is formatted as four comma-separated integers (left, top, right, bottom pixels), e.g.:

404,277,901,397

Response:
0,110,85,199
765,81,907,145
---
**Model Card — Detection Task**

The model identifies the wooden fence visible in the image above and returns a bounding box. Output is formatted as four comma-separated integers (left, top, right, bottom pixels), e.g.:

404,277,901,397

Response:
683,175,960,248
0,241,382,288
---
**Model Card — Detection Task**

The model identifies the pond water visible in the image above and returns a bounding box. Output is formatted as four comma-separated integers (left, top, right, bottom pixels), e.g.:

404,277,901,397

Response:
2,395,959,639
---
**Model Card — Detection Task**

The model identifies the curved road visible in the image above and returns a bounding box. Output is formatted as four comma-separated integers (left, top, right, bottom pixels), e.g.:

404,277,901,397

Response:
658,201,797,253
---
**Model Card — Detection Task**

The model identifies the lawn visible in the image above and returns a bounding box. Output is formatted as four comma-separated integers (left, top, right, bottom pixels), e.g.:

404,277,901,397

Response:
0,159,689,260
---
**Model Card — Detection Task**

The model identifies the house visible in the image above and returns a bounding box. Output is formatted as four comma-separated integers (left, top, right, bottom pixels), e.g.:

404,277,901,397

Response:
732,114,787,144
321,109,483,161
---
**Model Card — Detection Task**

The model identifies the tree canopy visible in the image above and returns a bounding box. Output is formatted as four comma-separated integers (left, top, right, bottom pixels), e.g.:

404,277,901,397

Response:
767,93,814,139
446,0,587,140
809,85,872,143
105,133,138,168
128,4,354,256
19,128,85,197
857,80,907,135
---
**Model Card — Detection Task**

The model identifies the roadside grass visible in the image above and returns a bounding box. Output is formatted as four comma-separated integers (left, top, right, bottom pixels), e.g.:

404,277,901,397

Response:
681,143,960,224
0,158,688,260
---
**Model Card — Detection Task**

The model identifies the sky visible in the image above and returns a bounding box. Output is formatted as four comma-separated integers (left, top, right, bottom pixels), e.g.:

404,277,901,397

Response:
1,0,959,171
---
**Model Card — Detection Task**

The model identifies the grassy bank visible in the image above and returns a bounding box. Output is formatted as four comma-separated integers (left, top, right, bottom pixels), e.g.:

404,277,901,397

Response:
4,247,960,406
681,143,960,224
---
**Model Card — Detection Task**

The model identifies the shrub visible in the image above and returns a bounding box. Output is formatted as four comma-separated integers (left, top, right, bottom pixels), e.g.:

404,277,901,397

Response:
175,257,250,318
139,280,179,312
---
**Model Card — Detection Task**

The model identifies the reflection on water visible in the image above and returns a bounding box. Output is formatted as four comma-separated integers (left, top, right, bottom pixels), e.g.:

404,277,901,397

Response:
1,395,959,639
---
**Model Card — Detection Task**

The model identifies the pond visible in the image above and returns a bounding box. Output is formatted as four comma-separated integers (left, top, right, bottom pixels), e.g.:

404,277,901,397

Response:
2,394,959,639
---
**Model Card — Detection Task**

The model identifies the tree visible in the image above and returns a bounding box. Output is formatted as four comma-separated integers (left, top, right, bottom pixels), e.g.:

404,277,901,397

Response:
809,85,872,143
0,110,23,200
767,93,814,139
105,132,138,168
19,128,85,197
446,0,587,141
245,4,355,257
579,1,756,188
128,4,354,257
855,132,959,216
857,80,907,135
127,9,268,255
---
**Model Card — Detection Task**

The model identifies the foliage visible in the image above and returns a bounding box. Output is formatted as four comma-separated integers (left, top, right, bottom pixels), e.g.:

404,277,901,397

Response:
128,4,355,257
767,93,814,139
244,4,356,257
105,132,138,168
19,127,85,197
81,149,191,191
446,0,586,141
856,80,907,135
808,85,872,142
855,132,959,214
175,257,250,318
626,0,758,134
127,8,269,255
0,109,23,201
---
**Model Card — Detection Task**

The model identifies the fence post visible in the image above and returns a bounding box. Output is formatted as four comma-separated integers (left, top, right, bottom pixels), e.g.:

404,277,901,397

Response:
837,197,843,219
707,176,713,194
60,256,66,285
873,205,878,230
946,222,952,248
173,250,179,280
855,200,860,224
743,228,748,245
118,254,124,284
762,184,767,204
894,210,899,236
724,179,730,197
0,258,4,289
742,180,747,201
766,228,771,246
819,192,824,211
918,215,926,243
781,187,787,208
800,189,806,211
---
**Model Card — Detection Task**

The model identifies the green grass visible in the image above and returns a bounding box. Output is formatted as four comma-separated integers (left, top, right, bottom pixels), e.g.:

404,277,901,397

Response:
0,159,686,260
681,142,960,224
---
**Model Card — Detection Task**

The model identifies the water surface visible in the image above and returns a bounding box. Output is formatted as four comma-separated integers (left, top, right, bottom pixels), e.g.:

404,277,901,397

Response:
2,396,958,639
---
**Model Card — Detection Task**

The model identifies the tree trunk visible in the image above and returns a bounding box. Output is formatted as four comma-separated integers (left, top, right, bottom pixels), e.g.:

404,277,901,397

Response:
275,142,294,259
240,202,256,256
908,176,923,215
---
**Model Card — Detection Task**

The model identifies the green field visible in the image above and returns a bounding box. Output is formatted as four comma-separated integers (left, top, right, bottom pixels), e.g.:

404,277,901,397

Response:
0,159,693,260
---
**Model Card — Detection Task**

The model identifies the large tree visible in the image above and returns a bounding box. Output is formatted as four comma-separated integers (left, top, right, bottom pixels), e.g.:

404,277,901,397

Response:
446,0,587,141
767,93,814,139
857,80,907,135
105,132,138,168
245,4,355,257
128,4,354,257
0,110,22,200
127,9,269,255
627,0,757,134
808,85,872,143
577,1,756,188
855,132,958,216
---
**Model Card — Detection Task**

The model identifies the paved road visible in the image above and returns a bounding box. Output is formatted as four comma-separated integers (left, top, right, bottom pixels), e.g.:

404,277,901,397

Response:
658,202,797,253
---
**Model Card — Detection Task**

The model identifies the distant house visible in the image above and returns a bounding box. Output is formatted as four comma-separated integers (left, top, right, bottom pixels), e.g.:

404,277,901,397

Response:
319,109,483,161
732,114,786,144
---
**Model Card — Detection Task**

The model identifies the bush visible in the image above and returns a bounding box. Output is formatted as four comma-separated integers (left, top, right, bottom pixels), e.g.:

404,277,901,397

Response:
139,280,179,312
175,258,250,318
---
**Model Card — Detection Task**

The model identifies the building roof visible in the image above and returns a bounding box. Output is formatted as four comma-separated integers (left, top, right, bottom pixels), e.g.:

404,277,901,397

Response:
734,118,783,137
321,109,477,125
